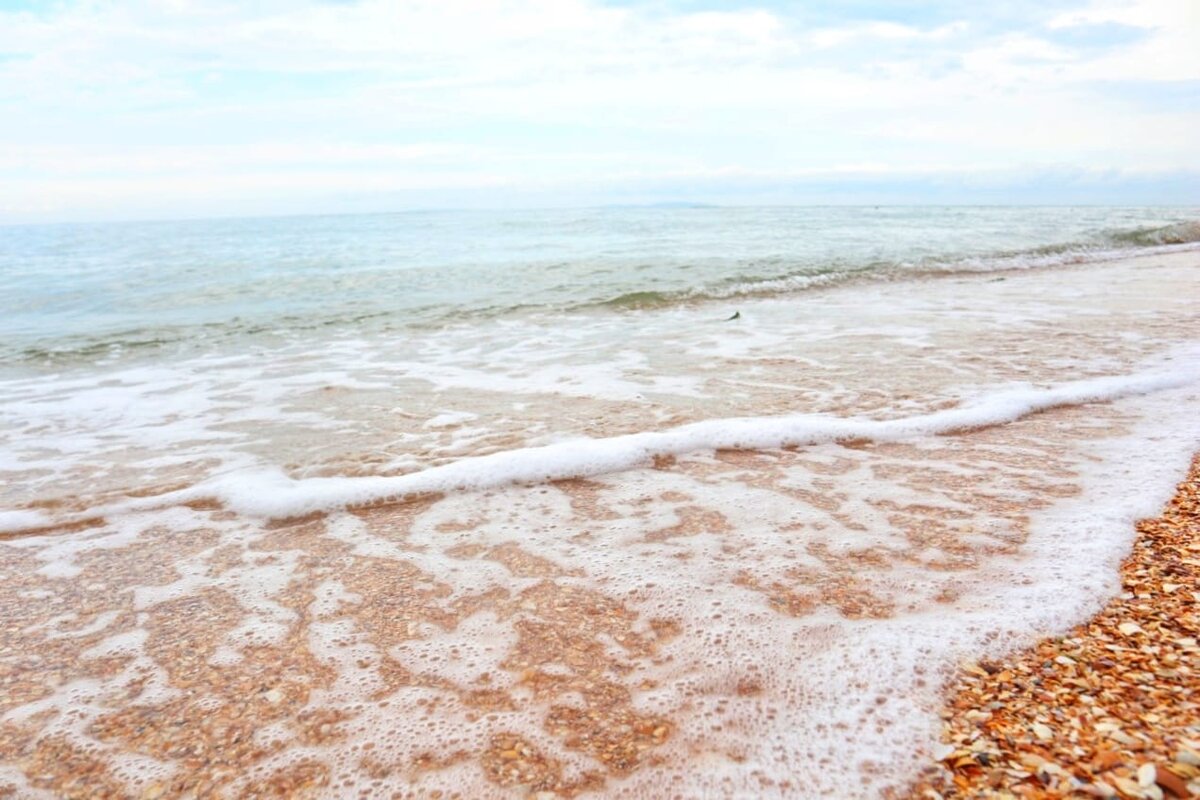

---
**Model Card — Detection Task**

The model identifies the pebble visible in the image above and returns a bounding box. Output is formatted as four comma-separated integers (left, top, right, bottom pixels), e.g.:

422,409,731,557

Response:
910,455,1200,799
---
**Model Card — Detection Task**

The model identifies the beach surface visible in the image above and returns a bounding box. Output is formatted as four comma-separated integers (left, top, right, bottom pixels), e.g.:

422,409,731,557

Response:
2,213,1199,798
914,455,1199,799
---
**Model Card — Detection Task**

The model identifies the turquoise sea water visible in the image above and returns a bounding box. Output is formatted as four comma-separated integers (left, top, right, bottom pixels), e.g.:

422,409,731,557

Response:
2,205,1197,369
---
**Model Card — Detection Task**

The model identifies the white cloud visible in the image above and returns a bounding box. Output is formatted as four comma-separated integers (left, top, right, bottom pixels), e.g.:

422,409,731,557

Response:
807,20,968,49
0,142,479,175
0,0,1196,219
1047,0,1179,28
1044,0,1200,80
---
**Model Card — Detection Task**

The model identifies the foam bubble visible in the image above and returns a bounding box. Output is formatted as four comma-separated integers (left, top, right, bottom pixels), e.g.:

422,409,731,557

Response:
75,353,1195,523
0,509,50,533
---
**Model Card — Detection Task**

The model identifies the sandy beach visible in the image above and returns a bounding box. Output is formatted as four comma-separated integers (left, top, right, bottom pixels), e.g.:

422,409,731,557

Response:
912,456,1200,800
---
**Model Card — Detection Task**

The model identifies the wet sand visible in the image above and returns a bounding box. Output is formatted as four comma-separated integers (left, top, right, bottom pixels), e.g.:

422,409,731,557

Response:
1,412,1192,799
912,455,1200,799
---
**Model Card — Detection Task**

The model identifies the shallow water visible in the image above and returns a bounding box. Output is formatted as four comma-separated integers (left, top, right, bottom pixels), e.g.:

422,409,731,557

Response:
1,209,1199,798
2,206,1197,369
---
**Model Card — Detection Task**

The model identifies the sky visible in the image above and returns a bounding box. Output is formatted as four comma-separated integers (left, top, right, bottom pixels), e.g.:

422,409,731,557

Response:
0,0,1198,222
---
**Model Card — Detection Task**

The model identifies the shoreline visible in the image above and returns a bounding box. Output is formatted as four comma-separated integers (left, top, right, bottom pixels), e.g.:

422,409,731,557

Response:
910,455,1200,799
2,246,1198,797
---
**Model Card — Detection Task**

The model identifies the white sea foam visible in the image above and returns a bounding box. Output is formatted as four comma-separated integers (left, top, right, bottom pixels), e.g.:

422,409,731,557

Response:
58,356,1190,524
0,509,50,533
269,380,1197,798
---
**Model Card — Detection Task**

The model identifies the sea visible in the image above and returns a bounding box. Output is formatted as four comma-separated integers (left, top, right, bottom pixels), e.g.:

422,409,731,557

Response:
1,206,1199,798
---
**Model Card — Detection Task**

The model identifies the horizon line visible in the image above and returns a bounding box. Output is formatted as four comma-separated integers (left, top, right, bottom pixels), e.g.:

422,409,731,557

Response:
5,201,1200,230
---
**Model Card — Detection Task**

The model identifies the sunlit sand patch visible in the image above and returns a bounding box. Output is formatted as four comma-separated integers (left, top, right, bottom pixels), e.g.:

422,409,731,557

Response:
482,543,583,579
556,479,624,523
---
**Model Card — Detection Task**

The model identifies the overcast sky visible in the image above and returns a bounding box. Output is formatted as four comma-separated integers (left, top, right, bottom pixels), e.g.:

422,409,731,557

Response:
1,0,1197,221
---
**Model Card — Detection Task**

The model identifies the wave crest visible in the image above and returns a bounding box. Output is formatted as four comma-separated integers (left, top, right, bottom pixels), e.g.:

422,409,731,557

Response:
1108,220,1200,246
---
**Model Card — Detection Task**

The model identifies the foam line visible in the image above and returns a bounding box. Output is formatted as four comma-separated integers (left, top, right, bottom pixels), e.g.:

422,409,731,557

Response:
0,509,52,535
84,364,1193,522
3,364,1193,532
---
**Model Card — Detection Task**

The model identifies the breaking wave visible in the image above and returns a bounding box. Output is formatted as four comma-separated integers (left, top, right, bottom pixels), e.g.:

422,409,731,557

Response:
587,219,1200,310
